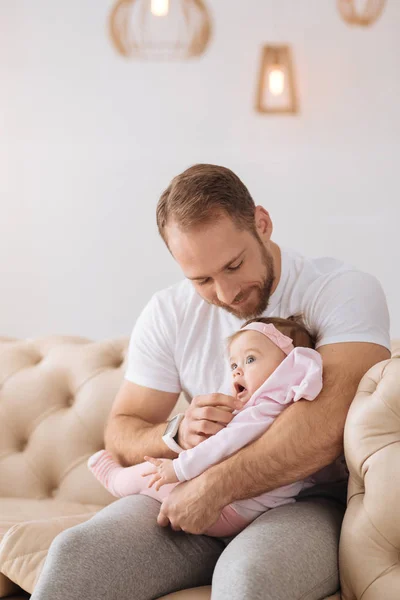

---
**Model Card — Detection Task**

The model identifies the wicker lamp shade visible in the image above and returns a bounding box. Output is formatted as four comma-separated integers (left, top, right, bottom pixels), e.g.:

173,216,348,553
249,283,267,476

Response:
337,0,386,26
255,45,298,115
109,0,212,60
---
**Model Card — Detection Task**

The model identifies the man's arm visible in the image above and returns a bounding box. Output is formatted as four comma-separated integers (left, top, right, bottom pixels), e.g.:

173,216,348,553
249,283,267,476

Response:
202,341,390,505
105,380,180,466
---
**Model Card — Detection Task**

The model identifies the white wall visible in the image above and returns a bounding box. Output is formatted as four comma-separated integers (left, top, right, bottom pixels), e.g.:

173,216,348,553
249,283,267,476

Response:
1,0,399,339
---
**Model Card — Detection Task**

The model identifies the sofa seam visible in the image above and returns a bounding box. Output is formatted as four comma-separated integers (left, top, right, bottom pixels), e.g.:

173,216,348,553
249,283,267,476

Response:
360,439,400,480
1,547,48,568
74,366,112,396
359,559,399,600
56,453,96,485
360,496,399,551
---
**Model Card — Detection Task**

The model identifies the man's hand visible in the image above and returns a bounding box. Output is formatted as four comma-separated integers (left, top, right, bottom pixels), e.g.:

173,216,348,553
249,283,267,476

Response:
177,393,241,450
157,476,223,534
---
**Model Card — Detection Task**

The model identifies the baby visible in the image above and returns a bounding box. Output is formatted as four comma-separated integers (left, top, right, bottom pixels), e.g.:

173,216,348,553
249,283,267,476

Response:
88,315,323,537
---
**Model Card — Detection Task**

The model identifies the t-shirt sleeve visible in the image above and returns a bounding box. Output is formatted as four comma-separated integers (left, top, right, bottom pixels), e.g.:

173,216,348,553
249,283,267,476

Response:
306,270,391,351
124,293,181,393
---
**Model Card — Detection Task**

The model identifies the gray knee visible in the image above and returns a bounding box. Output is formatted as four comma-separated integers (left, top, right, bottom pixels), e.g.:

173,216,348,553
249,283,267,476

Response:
32,526,100,600
44,525,98,582
213,543,304,600
47,526,85,562
212,545,260,599
212,502,341,600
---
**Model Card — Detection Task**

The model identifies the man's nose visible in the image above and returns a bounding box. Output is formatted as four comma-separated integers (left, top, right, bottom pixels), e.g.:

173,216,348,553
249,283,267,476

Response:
215,281,239,306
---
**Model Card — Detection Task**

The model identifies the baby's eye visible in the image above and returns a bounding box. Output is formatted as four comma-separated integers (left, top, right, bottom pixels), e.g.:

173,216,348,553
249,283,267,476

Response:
246,355,255,364
230,362,237,371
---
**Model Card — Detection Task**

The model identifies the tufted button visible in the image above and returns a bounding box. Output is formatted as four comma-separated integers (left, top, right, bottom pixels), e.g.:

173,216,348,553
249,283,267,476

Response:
33,354,43,366
114,357,124,369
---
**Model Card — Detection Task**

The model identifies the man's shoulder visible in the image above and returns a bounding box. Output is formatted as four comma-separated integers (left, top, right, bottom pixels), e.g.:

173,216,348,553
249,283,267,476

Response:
281,247,358,303
294,254,389,349
290,249,380,305
306,260,373,294
282,247,383,315
284,247,354,281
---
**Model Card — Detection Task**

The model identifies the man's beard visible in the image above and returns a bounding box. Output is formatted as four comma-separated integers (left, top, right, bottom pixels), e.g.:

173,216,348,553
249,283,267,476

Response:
213,243,275,320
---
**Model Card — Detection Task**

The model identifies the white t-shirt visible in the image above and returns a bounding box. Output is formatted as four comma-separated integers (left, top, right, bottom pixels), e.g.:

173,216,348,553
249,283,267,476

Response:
125,247,390,403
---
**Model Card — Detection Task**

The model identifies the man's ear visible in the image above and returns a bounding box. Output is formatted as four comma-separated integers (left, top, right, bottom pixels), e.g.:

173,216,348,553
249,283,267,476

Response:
254,205,273,241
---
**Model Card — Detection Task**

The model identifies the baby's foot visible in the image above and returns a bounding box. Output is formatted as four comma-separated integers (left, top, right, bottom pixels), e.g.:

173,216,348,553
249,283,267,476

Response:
88,450,152,498
87,450,124,497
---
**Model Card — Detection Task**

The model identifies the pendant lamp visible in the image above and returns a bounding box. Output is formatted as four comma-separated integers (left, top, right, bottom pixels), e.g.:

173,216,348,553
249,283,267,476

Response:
109,0,212,60
255,45,298,115
337,0,386,26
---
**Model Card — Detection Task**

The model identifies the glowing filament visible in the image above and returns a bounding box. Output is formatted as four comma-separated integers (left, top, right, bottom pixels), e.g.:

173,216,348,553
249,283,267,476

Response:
268,67,285,96
151,0,169,17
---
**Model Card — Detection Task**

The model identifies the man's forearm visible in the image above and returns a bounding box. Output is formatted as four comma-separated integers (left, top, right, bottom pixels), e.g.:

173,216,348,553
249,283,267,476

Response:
204,396,343,506
105,415,178,467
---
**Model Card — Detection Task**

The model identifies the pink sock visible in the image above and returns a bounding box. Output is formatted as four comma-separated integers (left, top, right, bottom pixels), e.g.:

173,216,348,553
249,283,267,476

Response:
87,450,177,502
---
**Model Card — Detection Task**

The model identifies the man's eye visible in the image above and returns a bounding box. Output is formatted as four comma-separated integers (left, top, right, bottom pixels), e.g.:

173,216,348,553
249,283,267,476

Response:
230,363,237,371
198,278,210,286
246,356,255,364
227,261,243,272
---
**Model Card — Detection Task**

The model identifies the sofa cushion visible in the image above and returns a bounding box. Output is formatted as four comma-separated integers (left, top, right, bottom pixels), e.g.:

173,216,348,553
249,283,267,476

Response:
0,498,102,595
157,587,341,599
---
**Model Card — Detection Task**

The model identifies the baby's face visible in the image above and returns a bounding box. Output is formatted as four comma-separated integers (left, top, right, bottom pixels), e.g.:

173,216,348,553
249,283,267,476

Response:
229,330,286,404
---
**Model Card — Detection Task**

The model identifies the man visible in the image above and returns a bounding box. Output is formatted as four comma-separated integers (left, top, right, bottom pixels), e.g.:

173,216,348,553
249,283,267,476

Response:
31,165,390,600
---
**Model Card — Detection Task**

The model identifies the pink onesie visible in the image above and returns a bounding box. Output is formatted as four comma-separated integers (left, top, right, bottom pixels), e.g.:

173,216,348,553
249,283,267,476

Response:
172,346,323,533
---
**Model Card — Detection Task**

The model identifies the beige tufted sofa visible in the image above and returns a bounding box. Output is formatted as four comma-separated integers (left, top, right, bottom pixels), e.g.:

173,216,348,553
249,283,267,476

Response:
0,335,399,600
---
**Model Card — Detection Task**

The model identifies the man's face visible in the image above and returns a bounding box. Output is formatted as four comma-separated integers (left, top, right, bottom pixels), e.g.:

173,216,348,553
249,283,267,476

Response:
166,214,276,320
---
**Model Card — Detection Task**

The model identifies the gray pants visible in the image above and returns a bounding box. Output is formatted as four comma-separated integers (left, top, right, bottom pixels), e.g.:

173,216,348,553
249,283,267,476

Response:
31,483,347,600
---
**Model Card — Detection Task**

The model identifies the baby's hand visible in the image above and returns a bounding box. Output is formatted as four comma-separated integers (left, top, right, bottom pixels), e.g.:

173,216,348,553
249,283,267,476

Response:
142,456,178,490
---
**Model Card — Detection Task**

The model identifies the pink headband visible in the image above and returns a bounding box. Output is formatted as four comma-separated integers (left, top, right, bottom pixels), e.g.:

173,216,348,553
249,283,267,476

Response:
241,322,294,355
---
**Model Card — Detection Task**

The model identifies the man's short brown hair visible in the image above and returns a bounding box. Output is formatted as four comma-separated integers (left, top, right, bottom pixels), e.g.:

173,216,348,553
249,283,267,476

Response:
228,315,316,350
156,164,257,245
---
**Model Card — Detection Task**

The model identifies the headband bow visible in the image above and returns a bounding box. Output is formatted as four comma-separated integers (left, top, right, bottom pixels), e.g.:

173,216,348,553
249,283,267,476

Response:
241,322,294,355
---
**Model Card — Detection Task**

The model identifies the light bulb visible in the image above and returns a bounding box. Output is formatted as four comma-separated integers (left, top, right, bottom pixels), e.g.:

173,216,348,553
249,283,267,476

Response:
151,0,169,17
268,67,285,96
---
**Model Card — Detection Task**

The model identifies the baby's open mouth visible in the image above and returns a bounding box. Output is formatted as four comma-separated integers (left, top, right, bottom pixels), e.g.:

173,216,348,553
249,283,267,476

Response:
234,382,247,396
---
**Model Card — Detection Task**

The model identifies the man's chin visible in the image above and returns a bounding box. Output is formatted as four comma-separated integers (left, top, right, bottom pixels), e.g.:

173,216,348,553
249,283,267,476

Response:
211,283,271,320
226,300,261,320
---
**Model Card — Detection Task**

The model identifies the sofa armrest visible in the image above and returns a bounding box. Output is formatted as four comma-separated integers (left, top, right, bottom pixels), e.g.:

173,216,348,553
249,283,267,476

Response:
339,356,400,600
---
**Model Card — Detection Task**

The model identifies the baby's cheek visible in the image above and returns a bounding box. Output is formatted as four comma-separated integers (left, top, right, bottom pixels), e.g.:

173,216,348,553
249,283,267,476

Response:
251,369,272,391
247,378,261,395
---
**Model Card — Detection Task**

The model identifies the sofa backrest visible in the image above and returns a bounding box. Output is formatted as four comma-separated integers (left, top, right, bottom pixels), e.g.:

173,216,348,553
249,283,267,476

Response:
0,336,133,505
